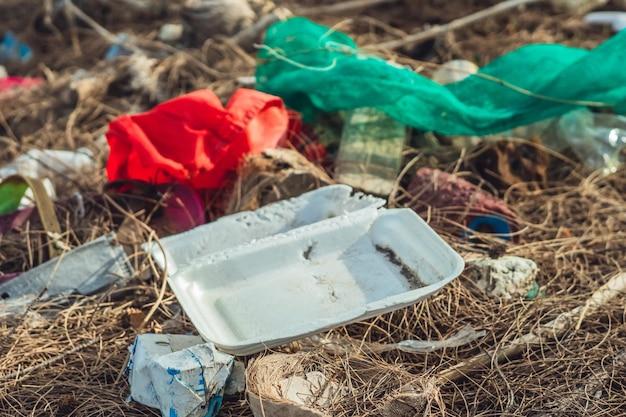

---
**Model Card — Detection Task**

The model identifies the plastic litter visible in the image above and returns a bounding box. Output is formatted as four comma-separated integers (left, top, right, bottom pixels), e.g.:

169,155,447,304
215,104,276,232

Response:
246,353,338,417
256,17,626,136
408,168,518,239
552,0,608,14
366,325,486,353
0,207,33,235
584,11,626,31
468,255,539,299
555,109,626,174
0,31,32,64
168,205,463,355
0,234,133,315
334,108,407,196
146,185,385,276
127,333,234,417
105,33,133,60
0,148,95,181
158,23,184,42
0,76,43,98
182,0,255,43
432,59,479,85
105,88,289,190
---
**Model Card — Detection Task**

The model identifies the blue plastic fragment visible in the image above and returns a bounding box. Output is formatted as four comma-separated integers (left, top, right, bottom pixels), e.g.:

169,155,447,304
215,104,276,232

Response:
0,31,33,64
105,33,132,60
466,214,512,240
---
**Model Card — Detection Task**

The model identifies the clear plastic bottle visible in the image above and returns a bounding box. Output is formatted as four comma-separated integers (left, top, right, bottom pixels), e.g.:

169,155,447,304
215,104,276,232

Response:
556,109,626,175
334,108,407,196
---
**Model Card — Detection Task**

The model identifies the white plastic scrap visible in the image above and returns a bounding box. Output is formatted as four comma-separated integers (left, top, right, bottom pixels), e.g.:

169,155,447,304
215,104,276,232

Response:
128,334,235,417
432,60,479,85
0,233,132,315
0,148,94,180
469,256,539,299
585,12,626,31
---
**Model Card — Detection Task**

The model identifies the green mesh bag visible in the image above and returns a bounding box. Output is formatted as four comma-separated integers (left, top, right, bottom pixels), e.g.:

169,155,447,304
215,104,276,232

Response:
256,17,626,136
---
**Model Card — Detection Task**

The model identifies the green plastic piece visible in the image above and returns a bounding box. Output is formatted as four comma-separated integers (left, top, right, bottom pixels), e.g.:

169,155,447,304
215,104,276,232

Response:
0,178,28,215
335,108,406,195
256,17,626,136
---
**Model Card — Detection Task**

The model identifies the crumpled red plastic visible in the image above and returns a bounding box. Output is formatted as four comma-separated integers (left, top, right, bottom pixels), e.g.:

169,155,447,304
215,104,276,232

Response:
105,88,289,189
0,77,43,98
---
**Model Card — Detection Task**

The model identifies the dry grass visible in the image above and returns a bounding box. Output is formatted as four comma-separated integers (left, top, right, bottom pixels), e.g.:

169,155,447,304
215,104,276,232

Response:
1,0,625,416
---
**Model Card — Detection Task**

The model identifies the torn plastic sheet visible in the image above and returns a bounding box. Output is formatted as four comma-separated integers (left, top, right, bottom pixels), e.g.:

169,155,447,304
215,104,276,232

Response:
146,185,385,275
127,334,234,417
302,325,485,355
0,234,132,315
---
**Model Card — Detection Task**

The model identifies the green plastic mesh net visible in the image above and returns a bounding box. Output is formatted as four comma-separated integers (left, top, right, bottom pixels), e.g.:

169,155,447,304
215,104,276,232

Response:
255,17,626,136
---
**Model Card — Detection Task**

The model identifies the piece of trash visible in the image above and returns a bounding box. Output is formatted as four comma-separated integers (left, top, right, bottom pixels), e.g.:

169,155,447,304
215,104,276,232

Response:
224,360,246,395
431,59,479,85
106,181,206,235
0,234,133,315
182,0,255,43
237,75,256,86
105,88,288,190
0,76,43,98
127,333,234,417
0,31,32,64
0,176,29,215
408,168,518,239
0,148,95,181
467,256,539,300
365,325,486,353
146,185,385,276
584,11,626,31
552,0,608,14
158,23,184,42
105,33,133,60
555,109,626,174
300,325,485,355
256,17,626,136
334,107,407,196
246,353,337,417
168,204,463,355
226,147,333,212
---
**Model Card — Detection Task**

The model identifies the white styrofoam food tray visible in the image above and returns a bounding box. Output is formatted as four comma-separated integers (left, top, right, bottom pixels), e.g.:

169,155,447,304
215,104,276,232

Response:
147,185,384,275
169,207,464,355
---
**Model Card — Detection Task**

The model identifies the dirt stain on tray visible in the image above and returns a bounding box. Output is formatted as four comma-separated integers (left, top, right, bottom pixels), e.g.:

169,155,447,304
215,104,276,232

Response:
375,245,424,289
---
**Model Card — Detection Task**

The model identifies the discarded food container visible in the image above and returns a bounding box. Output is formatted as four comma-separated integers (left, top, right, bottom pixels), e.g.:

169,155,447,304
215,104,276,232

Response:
128,333,234,417
167,204,464,355
147,185,385,275
246,353,340,417
468,256,539,300
334,108,406,196
0,234,132,314
0,31,32,64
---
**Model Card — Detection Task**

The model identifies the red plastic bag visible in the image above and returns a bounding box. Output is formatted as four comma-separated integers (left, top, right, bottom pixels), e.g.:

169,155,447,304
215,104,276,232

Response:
105,88,289,189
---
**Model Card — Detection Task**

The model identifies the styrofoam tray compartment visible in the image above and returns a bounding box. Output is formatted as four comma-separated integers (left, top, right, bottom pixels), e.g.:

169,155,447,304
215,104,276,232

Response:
146,185,384,275
169,208,464,355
